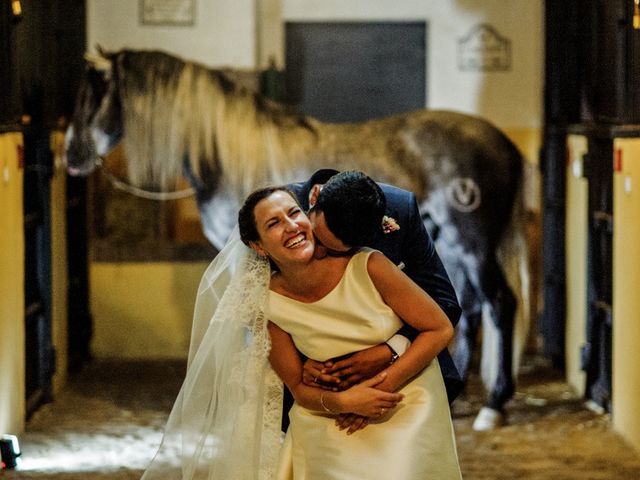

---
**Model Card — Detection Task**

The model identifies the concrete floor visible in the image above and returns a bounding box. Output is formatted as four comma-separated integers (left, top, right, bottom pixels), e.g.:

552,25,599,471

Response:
2,355,640,480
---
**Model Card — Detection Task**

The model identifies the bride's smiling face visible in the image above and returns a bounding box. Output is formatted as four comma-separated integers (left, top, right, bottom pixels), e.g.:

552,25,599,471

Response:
251,191,315,264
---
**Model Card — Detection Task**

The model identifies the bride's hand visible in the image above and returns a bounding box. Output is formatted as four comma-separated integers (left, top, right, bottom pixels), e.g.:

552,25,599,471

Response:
338,372,403,418
335,414,369,435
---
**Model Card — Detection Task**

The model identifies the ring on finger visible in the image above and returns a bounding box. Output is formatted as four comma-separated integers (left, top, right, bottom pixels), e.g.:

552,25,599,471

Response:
313,376,319,383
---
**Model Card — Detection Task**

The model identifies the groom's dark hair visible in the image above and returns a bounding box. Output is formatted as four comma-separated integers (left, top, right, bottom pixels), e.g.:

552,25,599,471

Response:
314,171,386,247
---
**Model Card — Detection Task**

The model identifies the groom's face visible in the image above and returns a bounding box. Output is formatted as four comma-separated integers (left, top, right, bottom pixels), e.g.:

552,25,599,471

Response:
308,209,351,255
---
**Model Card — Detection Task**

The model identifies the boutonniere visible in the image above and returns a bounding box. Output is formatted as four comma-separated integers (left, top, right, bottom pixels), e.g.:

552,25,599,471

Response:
382,215,400,234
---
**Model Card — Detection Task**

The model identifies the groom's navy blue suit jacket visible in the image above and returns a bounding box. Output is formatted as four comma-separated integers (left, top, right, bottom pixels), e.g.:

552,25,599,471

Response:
287,171,464,405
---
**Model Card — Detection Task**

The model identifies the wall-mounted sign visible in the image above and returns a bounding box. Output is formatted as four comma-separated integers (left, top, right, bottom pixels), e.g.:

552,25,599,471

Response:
140,0,195,26
458,23,511,71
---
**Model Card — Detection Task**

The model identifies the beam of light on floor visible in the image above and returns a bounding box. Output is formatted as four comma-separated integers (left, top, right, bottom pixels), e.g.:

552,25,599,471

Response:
16,429,168,473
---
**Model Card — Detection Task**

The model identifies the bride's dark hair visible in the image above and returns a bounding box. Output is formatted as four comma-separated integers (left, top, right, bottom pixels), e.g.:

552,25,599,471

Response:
238,186,300,245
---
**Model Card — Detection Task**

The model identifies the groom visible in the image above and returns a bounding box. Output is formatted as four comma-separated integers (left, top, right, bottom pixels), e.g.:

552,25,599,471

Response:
286,169,463,412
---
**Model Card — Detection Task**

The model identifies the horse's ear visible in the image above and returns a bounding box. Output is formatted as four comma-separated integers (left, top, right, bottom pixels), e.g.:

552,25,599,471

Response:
84,50,112,72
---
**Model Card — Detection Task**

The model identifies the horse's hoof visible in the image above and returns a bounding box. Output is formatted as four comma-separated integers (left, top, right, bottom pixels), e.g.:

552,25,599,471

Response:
472,407,505,431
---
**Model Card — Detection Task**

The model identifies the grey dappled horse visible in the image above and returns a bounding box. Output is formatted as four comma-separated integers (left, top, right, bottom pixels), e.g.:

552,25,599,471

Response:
64,49,529,428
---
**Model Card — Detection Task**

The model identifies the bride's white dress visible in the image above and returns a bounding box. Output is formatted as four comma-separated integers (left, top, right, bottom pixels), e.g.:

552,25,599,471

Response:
269,249,462,479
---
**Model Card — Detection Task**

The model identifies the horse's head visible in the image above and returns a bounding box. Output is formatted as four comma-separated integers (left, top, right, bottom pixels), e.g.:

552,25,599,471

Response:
65,50,123,176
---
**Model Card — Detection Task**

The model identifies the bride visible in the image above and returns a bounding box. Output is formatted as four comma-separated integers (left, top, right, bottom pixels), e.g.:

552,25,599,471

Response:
141,185,462,479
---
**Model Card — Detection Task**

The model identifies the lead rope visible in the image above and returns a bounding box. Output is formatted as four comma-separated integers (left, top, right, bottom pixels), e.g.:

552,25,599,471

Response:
96,157,195,200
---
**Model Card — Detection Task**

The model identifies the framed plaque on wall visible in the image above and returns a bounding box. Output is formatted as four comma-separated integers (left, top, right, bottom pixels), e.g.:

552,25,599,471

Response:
140,0,195,26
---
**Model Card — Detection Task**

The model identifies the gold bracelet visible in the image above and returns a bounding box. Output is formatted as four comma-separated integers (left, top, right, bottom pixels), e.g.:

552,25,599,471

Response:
320,392,337,414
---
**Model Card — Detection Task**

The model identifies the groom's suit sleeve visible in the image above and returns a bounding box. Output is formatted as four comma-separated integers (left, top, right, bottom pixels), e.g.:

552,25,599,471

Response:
397,192,461,333
393,192,464,404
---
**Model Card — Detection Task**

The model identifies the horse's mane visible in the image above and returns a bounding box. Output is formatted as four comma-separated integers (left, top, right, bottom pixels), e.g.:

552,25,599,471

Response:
113,49,318,195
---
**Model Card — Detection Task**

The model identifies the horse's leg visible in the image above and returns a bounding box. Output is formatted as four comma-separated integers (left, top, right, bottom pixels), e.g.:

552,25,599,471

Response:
432,235,486,400
451,279,483,386
481,260,517,411
432,223,515,412
467,256,517,430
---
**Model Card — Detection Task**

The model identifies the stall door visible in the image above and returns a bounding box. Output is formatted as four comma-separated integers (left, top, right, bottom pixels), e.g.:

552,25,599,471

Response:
584,137,614,410
23,124,55,416
612,137,640,450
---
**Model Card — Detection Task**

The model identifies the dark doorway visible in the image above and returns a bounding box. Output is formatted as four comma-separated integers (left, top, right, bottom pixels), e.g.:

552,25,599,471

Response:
23,123,55,415
66,175,92,372
583,131,613,411
285,22,426,123
14,0,87,416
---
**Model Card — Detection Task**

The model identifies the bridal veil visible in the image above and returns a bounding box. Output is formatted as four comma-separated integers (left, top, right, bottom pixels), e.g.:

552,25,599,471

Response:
141,229,283,480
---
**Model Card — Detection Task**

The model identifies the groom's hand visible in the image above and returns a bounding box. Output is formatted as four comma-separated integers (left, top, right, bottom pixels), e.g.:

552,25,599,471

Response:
326,344,394,389
302,359,341,390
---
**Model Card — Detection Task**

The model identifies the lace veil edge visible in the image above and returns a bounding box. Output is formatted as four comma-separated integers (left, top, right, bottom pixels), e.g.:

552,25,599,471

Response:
141,228,283,480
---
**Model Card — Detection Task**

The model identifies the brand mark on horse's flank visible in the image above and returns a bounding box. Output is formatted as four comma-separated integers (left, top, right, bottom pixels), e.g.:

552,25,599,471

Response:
446,178,481,212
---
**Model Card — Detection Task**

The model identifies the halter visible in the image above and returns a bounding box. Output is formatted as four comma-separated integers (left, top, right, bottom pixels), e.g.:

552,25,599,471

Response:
96,156,195,201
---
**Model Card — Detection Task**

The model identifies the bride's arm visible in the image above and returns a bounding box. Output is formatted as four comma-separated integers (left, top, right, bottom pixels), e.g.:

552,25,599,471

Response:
365,251,455,393
267,321,403,418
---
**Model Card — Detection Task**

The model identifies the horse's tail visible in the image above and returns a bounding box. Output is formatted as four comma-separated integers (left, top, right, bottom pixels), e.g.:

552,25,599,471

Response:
480,155,534,390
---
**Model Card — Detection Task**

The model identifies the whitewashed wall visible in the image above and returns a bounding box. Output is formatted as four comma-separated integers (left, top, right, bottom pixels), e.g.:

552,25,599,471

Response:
278,0,543,129
88,0,543,129
87,0,256,68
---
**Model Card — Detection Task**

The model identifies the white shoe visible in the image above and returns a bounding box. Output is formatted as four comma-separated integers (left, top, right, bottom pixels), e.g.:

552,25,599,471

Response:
472,407,505,431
